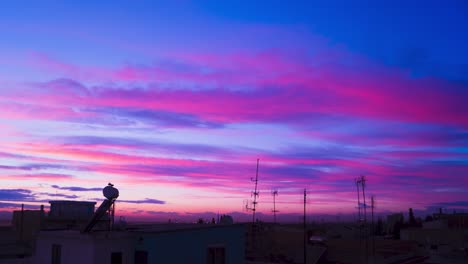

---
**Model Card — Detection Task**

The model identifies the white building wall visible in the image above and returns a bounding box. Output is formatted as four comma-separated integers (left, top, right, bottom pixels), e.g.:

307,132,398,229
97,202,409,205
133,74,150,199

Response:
34,231,137,264
93,237,136,264
33,226,245,264
34,232,95,264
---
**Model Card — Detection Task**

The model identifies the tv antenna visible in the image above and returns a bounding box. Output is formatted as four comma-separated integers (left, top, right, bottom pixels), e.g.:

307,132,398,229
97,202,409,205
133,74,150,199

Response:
271,190,279,224
371,195,376,258
355,175,369,264
303,188,307,264
245,159,260,224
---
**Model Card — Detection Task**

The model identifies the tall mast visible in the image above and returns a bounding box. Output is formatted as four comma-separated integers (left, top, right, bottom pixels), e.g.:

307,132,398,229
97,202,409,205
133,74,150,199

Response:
248,158,260,224
371,195,376,258
303,188,307,264
361,176,368,264
355,178,362,251
271,190,279,224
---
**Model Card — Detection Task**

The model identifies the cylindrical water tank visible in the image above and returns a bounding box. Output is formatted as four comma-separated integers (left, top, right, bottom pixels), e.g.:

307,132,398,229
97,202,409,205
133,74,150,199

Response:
103,184,119,199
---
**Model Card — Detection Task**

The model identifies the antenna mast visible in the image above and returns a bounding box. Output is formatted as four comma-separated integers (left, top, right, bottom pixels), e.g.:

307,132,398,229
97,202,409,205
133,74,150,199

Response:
355,178,362,252
356,176,370,263
371,195,376,258
271,190,279,224
355,175,369,264
361,176,368,264
245,159,260,224
303,188,307,264
355,178,362,222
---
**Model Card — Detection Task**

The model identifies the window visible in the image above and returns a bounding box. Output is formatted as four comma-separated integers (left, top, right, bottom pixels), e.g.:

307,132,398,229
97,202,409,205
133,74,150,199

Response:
207,247,225,264
111,252,122,264
51,244,61,264
135,251,148,264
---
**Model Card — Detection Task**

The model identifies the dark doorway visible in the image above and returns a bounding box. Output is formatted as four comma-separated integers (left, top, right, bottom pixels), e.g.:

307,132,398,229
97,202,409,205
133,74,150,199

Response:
207,247,225,264
111,252,122,264
135,250,148,264
51,244,61,264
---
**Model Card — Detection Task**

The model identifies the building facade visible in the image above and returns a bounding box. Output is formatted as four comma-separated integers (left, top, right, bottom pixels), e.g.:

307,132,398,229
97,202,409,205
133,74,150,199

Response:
34,224,245,264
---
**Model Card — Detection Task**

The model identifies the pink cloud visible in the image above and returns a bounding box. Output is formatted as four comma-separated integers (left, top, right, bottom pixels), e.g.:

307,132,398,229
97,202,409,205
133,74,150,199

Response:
17,50,467,130
1,173,73,181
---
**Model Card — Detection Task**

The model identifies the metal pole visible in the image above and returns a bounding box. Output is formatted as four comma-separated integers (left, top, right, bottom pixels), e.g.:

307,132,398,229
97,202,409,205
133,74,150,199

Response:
304,188,307,264
356,179,361,221
272,190,278,224
20,204,24,241
361,176,368,264
356,179,362,251
252,159,259,224
111,202,115,230
371,196,375,258
273,193,276,224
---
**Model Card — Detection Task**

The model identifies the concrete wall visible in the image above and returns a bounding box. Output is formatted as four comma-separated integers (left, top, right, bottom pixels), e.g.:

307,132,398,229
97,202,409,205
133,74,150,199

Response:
137,225,245,264
422,220,448,229
34,231,95,264
93,235,137,264
34,231,136,264
12,210,45,242
400,228,468,249
33,225,245,264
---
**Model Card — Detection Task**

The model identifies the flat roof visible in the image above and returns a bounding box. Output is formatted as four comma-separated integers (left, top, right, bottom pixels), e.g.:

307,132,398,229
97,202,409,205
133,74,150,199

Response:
128,223,246,234
39,223,246,238
49,200,97,205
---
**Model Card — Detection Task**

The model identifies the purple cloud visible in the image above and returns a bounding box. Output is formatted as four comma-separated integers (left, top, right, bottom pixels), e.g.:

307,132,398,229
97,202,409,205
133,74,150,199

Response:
119,198,166,205
0,189,34,201
51,185,101,192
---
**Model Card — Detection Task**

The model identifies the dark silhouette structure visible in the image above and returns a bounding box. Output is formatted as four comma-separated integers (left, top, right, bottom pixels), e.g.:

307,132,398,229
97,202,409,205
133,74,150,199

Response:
371,195,375,257
82,183,119,233
409,208,417,227
303,188,307,264
245,159,260,224
271,190,279,224
355,175,369,264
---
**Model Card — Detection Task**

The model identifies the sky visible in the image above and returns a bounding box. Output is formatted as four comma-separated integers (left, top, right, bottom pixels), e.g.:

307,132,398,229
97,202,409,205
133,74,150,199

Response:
0,1,467,222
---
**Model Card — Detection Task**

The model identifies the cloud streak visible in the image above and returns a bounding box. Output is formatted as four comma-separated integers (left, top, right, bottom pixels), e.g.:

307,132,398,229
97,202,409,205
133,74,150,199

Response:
51,185,101,192
119,198,166,205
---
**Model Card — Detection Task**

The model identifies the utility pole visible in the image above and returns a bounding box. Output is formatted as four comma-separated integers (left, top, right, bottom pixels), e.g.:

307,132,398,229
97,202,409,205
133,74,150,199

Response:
303,188,307,264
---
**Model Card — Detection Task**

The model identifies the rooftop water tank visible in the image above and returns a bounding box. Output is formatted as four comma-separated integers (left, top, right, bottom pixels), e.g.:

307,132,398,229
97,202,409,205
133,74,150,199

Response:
103,183,119,200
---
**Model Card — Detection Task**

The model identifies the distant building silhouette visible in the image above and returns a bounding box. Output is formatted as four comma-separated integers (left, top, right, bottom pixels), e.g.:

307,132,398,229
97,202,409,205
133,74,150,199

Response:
219,215,234,225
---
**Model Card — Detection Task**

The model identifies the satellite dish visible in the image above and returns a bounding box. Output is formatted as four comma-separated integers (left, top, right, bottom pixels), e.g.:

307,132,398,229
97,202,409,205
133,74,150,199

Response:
103,183,119,200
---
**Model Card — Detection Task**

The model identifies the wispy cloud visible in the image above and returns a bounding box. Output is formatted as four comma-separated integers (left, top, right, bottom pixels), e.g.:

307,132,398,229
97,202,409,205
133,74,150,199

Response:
119,198,166,205
51,185,101,192
430,201,468,208
0,189,35,201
